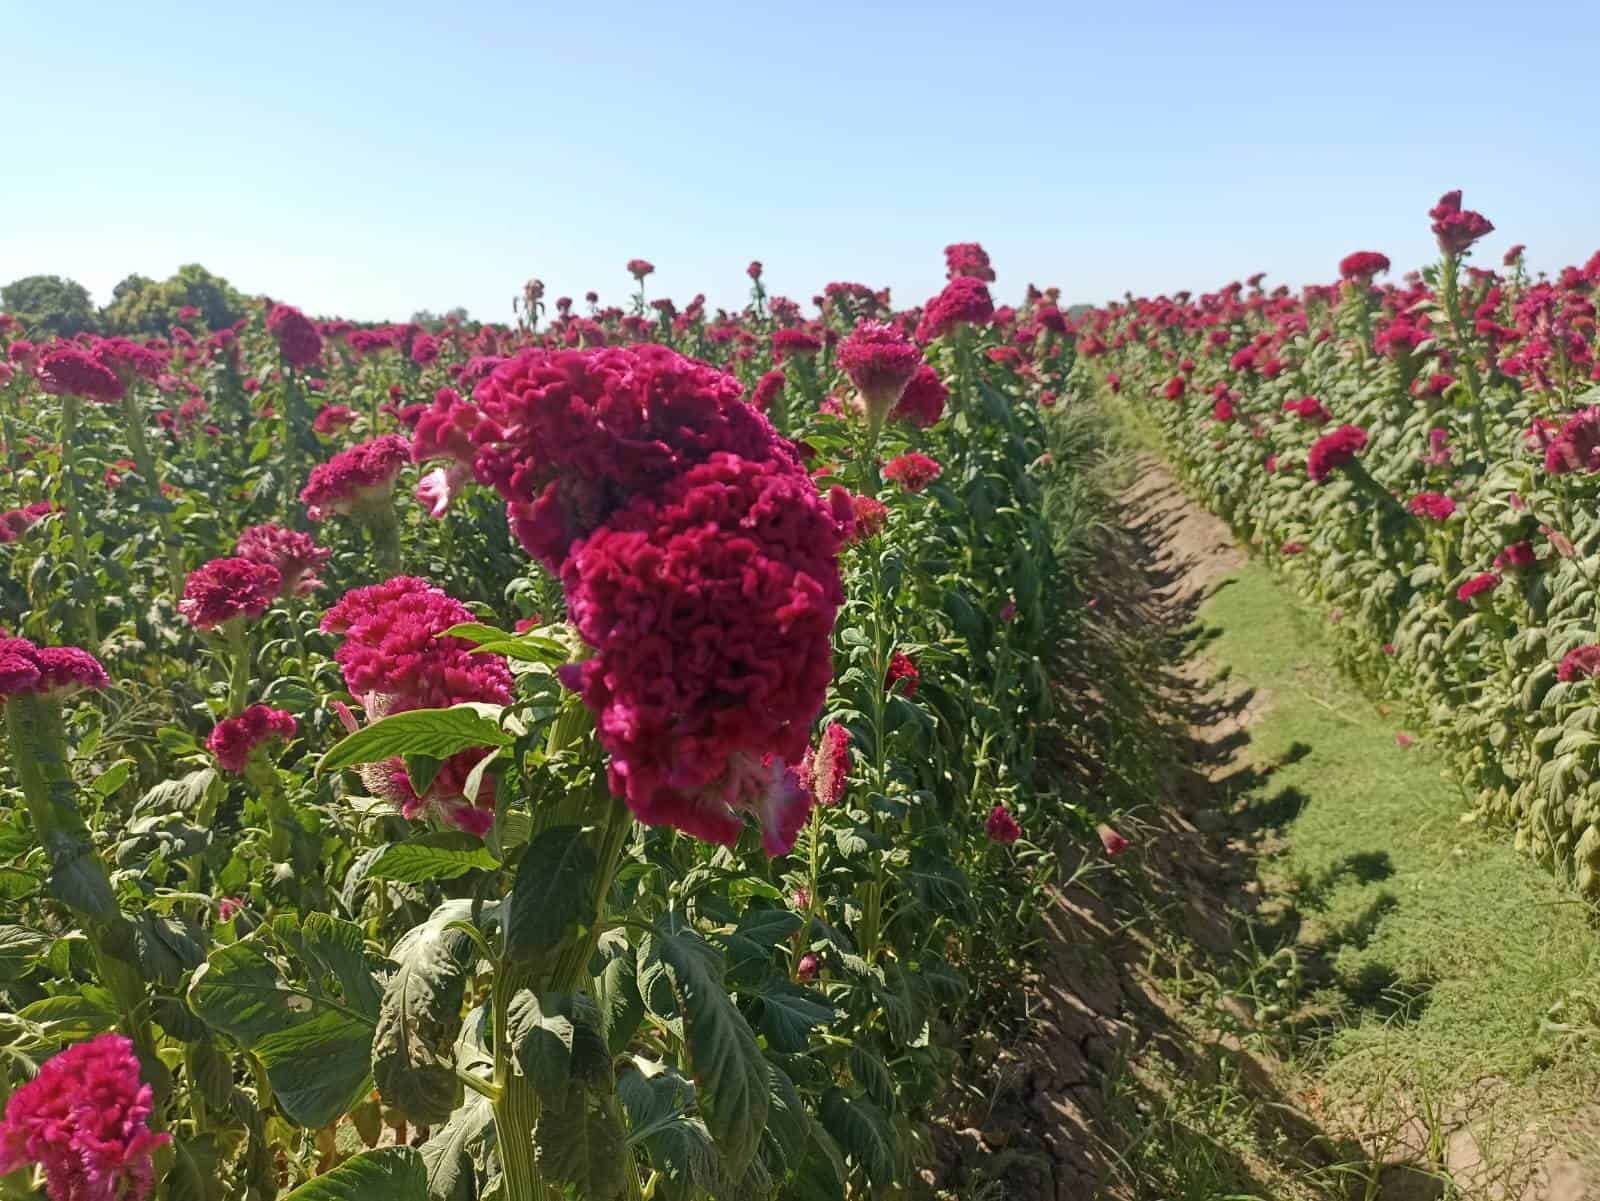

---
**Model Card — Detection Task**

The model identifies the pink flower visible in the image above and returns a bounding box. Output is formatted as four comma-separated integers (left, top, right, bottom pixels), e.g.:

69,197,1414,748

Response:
1096,823,1129,857
747,261,763,281
1212,397,1235,423
0,638,109,699
1339,251,1391,283
944,242,996,282
802,723,851,808
915,277,995,342
207,705,297,773
300,434,411,522
771,328,822,361
234,523,332,596
985,804,1021,844
34,347,125,403
410,333,440,367
558,453,846,857
1307,425,1368,483
883,452,942,493
179,557,282,629
1456,572,1500,602
836,321,922,422
1558,645,1600,682
885,650,919,697
1163,376,1186,401
750,369,786,413
312,404,360,435
999,599,1017,623
1407,492,1456,521
1282,396,1330,425
1395,732,1414,749
1429,190,1494,256
1280,541,1306,555
1493,541,1538,572
216,896,245,921
266,304,323,369
0,1034,170,1201
848,494,888,541
796,952,819,982
1542,408,1600,475
890,364,948,428
627,259,655,279
0,502,54,544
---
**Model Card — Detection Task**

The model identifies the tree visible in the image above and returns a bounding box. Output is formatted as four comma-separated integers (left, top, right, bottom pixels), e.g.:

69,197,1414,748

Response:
1,275,98,336
100,263,247,334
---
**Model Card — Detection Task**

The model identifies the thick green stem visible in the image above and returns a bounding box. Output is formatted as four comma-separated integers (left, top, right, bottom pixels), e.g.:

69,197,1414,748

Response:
226,621,253,716
364,503,404,577
56,395,99,647
119,387,185,596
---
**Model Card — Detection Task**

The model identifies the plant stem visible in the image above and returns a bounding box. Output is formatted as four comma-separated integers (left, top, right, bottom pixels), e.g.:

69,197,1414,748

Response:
119,386,185,596
56,394,99,647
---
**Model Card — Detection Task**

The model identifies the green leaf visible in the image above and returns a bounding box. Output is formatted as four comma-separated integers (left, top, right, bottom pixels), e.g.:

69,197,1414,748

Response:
506,990,574,1097
818,1088,894,1186
372,900,477,1125
0,925,50,978
752,983,833,1054
419,1093,492,1201
282,1148,429,1201
443,622,571,664
319,705,511,774
618,1060,719,1200
594,939,645,1056
649,929,769,1174
507,826,596,957
533,1081,628,1201
91,759,134,798
367,838,500,884
18,993,117,1041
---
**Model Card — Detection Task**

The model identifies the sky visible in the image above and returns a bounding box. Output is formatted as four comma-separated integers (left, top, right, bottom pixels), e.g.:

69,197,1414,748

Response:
5,0,1599,322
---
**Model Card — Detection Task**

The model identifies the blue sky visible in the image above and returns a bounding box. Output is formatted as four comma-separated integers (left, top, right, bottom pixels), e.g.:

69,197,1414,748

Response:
5,0,1597,321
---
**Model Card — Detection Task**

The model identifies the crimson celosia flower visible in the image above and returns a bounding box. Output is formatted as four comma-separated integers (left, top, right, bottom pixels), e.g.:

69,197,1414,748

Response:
985,804,1021,844
1558,645,1600,682
944,242,996,282
234,523,332,596
747,261,763,281
266,304,323,369
796,952,819,981
322,577,514,835
1503,244,1526,266
1456,572,1500,602
883,452,941,493
0,638,109,699
891,364,947,428
178,557,282,630
1493,541,1538,572
559,453,848,856
848,494,888,541
207,705,298,773
1429,190,1494,256
312,404,360,435
915,277,995,342
771,328,822,362
803,723,851,808
1407,492,1456,521
1096,823,1129,856
1282,396,1330,425
885,650,919,697
836,321,921,422
300,434,411,522
92,337,164,383
0,1033,169,1201
34,347,125,403
1281,541,1306,555
750,369,786,412
0,501,54,544
1307,424,1368,483
410,333,440,366
1212,397,1235,422
1542,408,1600,474
627,259,655,279
1339,251,1391,283
1163,376,1186,401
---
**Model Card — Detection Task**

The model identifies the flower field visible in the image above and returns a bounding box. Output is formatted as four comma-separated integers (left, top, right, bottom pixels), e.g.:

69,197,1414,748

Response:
0,249,1123,1199
1088,193,1600,893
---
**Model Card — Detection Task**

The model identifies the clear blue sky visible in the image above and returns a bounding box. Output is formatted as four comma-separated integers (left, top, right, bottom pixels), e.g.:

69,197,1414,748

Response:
6,0,1597,321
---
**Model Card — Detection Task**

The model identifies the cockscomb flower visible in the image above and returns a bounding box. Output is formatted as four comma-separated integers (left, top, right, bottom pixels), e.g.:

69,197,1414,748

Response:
1097,823,1129,856
559,453,847,856
207,705,297,773
0,638,109,699
312,404,360,435
1429,190,1494,256
300,434,411,522
985,804,1021,844
750,369,786,412
1542,408,1600,475
179,557,282,630
1163,376,1186,401
92,337,164,383
1339,251,1391,283
837,321,922,424
1307,424,1368,483
0,502,54,544
885,650,919,697
747,260,763,281
944,242,996,282
796,952,819,981
1558,645,1600,682
266,304,323,369
883,452,942,493
627,259,655,279
34,347,125,403
1407,492,1456,521
1493,541,1538,572
410,333,440,366
1283,396,1330,425
1456,572,1500,602
803,723,851,808
891,364,948,428
0,1034,169,1201
771,328,822,361
915,277,995,342
234,523,332,596
1280,541,1306,555
1212,397,1235,422
847,493,888,542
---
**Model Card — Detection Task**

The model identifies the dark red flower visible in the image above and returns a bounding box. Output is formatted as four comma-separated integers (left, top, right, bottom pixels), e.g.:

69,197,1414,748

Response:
1339,251,1391,283
837,321,922,421
34,347,125,403
891,364,948,428
1307,424,1368,483
627,259,655,279
179,558,282,629
885,650,919,697
0,638,109,699
266,305,323,369
1407,492,1456,521
300,434,411,522
234,523,331,595
207,705,297,773
1429,190,1494,256
944,242,996,282
915,277,995,342
1456,572,1500,602
1558,645,1600,682
985,804,1021,844
883,452,942,493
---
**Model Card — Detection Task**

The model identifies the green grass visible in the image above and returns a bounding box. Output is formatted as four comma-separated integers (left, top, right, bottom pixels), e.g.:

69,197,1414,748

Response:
1193,558,1600,1176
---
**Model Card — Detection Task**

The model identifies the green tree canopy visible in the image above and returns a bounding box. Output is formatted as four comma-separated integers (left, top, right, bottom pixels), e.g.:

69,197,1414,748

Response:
1,274,98,336
100,263,248,334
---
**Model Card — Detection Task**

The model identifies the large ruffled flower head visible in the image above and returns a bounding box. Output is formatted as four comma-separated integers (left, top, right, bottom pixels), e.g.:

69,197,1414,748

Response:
0,638,109,700
1429,190,1494,256
300,434,411,522
266,304,323,369
915,277,995,342
34,347,125,403
233,523,332,596
1307,425,1369,483
0,1033,170,1201
208,705,298,773
836,321,922,423
178,558,282,630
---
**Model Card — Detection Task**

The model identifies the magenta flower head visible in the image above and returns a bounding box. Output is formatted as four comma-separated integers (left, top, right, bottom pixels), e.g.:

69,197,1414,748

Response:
1163,376,1186,401
1096,823,1129,857
848,493,888,541
1493,541,1538,572
985,803,1021,844
1542,408,1600,475
1307,424,1369,483
915,277,995,342
1407,492,1456,521
944,242,996,283
0,1033,170,1201
627,259,655,280
747,260,763,281
1283,396,1331,426
234,523,332,596
179,557,282,630
1558,645,1600,682
299,433,411,522
208,704,297,773
265,304,323,369
836,320,922,425
0,638,109,701
891,364,948,428
1456,572,1500,603
885,649,920,697
771,328,822,362
34,347,125,403
750,369,786,413
1429,190,1494,256
802,723,851,808
1338,251,1391,284
883,451,942,493
92,337,164,384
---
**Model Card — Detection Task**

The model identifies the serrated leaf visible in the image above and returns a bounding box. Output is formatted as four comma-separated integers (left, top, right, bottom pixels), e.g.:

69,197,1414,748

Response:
373,900,477,1125
319,705,510,774
367,839,500,884
533,1081,627,1201
507,826,596,957
818,1088,895,1186
419,1093,492,1201
752,983,833,1053
282,1147,429,1201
